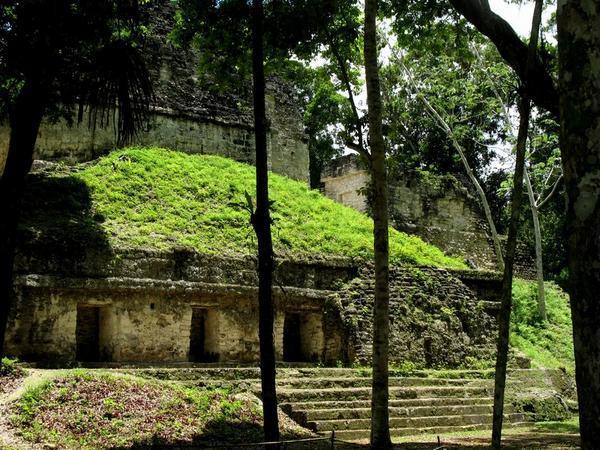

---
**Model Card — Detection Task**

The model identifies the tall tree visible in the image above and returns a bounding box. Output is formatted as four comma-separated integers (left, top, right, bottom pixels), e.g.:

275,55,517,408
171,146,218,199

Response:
0,0,152,356
472,43,558,318
364,0,392,448
250,0,279,443
389,47,508,271
172,1,354,442
491,0,543,446
557,2,600,447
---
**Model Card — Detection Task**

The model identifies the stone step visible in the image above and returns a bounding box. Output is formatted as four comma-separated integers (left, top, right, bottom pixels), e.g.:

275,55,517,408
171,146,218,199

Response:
308,412,529,432
276,385,492,403
274,377,493,389
281,396,493,411
118,367,264,381
330,421,532,441
293,404,506,422
117,367,562,382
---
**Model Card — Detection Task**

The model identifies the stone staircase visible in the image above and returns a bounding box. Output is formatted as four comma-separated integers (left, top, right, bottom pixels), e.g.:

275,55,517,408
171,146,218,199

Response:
119,367,555,441
275,371,529,440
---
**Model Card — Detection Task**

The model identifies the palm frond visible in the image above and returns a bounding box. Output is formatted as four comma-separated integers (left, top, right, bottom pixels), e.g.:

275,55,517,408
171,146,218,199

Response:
78,39,154,146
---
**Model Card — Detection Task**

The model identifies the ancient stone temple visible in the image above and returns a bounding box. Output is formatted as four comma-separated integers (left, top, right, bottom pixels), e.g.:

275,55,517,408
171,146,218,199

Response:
2,2,507,368
6,243,502,366
0,1,309,182
321,155,499,271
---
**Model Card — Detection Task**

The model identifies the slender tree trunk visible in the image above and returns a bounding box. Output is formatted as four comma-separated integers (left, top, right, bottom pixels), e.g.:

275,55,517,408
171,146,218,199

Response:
524,170,547,321
364,1,391,448
250,0,279,445
428,103,505,271
491,93,530,450
491,2,542,447
557,3,600,448
0,82,46,356
451,137,505,271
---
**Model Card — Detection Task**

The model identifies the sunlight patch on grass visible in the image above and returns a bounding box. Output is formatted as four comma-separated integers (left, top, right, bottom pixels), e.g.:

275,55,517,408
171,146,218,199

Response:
28,147,467,268
511,280,574,370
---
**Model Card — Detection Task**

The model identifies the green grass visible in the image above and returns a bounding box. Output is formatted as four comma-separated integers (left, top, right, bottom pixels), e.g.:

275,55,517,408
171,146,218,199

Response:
534,417,579,434
510,279,574,370
23,147,467,268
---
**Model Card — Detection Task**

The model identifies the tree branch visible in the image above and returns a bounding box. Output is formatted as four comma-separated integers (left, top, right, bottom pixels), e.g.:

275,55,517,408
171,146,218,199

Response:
536,173,563,210
449,0,558,116
324,28,371,161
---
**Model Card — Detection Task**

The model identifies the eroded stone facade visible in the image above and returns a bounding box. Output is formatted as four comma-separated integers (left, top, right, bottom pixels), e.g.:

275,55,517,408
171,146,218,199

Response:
5,242,502,366
0,2,309,182
5,249,356,364
322,155,499,270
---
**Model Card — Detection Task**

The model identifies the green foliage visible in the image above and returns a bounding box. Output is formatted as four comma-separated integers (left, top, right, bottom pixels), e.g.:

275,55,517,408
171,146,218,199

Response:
0,357,20,376
381,29,516,177
510,279,574,369
172,0,359,93
0,0,152,138
27,147,466,269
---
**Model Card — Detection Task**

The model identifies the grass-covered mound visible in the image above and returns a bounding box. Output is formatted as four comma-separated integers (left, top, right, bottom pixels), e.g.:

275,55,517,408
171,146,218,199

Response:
11,371,311,449
22,147,467,268
511,280,574,370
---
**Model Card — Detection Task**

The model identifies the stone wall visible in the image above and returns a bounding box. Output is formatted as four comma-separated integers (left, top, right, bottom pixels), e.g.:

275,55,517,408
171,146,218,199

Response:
322,155,498,271
6,272,338,364
328,265,498,368
6,236,504,366
6,246,358,363
0,1,309,181
321,156,370,213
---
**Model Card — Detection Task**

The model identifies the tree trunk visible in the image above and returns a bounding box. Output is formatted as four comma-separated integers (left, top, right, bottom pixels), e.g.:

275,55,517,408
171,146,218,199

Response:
492,0,542,444
391,45,505,271
0,82,46,356
451,137,505,271
250,0,279,446
364,1,391,449
406,80,505,271
557,3,600,448
524,170,547,321
491,92,530,450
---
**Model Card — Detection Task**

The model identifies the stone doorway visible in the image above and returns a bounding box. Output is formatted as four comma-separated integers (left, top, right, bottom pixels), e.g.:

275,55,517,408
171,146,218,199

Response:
189,307,219,362
76,306,106,362
283,313,305,362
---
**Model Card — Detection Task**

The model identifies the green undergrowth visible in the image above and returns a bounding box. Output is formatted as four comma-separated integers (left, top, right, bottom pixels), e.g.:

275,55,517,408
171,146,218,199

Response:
21,147,466,268
0,357,21,377
0,357,25,395
534,417,579,434
511,279,574,370
10,370,310,449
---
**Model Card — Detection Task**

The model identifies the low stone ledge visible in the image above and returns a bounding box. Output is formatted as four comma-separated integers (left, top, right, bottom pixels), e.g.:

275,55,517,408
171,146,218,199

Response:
14,274,336,302
15,247,361,292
